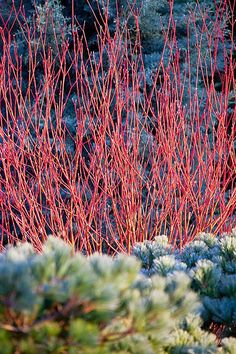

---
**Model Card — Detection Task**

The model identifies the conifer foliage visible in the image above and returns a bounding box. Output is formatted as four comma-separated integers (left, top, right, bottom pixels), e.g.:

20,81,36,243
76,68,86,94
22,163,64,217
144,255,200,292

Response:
0,235,235,353
133,229,236,339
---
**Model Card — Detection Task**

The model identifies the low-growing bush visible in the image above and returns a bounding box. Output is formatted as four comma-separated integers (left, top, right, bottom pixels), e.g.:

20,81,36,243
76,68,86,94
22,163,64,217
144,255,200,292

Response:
0,236,235,353
132,228,236,339
13,0,71,65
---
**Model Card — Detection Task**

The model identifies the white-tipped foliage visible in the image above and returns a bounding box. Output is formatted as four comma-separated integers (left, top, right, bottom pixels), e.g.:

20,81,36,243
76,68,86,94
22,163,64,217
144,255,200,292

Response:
133,230,236,338
0,235,232,353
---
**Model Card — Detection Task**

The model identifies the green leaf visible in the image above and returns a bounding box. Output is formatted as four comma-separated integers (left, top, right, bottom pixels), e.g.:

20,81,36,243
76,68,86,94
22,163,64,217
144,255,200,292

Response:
69,319,99,347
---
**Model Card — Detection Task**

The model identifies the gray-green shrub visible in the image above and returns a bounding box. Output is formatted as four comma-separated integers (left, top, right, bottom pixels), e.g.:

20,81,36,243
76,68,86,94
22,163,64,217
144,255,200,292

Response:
0,236,234,353
133,229,236,338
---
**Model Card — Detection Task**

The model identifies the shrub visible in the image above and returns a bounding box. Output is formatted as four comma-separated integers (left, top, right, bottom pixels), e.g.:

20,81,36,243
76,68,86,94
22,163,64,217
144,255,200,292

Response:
132,228,236,338
13,0,71,65
0,0,235,253
1,235,236,353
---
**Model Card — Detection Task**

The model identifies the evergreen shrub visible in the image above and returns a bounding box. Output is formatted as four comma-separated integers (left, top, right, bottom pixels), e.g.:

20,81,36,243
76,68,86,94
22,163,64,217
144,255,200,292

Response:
132,228,236,338
0,235,235,353
13,0,71,65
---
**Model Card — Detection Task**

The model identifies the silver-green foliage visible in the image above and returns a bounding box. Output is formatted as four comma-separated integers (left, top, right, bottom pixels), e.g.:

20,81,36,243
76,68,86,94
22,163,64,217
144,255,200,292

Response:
14,0,71,64
0,236,230,353
133,229,236,337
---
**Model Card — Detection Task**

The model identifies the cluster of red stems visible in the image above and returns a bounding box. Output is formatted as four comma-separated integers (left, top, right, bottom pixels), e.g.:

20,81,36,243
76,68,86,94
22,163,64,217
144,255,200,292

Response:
0,0,235,254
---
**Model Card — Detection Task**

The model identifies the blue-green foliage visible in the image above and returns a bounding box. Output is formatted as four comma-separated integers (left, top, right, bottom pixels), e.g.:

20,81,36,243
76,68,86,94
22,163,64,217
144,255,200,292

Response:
133,229,236,337
14,0,71,65
1,235,235,353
